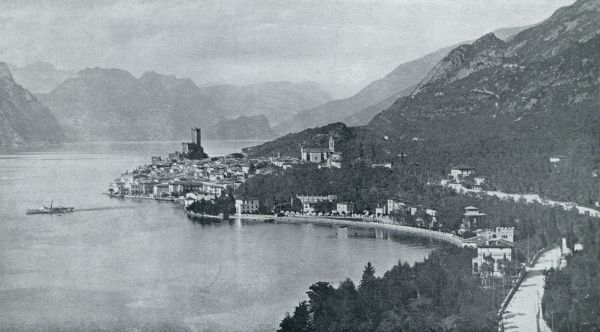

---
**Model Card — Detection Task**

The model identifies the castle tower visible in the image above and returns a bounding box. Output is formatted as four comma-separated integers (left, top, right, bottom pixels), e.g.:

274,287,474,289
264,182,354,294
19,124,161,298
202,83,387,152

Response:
195,128,201,147
329,136,335,153
191,127,201,146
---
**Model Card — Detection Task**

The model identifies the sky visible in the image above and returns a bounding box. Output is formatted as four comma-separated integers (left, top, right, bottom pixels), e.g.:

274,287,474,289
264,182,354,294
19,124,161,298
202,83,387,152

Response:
0,0,575,98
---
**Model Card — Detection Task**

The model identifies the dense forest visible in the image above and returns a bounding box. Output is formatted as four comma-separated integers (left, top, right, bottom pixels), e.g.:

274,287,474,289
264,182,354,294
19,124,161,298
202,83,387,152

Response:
278,247,503,332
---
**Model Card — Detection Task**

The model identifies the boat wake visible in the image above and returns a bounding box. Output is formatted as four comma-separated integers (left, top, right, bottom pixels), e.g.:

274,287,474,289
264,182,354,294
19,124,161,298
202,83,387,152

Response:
75,206,135,212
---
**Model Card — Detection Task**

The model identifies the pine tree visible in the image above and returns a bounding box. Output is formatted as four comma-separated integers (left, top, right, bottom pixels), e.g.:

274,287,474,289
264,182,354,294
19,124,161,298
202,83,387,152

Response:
360,262,376,286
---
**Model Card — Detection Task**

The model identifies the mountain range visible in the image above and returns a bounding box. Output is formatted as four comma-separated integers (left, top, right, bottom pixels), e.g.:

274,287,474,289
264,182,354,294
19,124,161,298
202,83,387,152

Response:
247,0,600,200
274,25,533,135
0,63,64,147
37,69,331,141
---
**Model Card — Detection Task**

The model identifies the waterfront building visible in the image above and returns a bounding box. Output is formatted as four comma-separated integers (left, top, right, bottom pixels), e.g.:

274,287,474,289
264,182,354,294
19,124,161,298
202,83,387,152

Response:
387,199,406,214
235,197,260,215
168,182,184,194
297,194,338,213
153,184,170,197
336,202,354,215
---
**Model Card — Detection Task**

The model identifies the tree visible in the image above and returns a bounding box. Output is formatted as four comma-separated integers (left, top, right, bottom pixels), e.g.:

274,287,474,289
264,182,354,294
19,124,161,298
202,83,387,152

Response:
480,255,495,287
360,262,376,287
278,301,312,332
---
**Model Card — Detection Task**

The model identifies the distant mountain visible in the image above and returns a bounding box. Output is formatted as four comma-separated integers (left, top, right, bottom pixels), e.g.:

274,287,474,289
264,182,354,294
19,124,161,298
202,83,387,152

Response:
0,62,64,147
39,68,329,141
38,68,222,141
8,62,75,94
204,115,277,140
275,25,533,135
199,81,331,126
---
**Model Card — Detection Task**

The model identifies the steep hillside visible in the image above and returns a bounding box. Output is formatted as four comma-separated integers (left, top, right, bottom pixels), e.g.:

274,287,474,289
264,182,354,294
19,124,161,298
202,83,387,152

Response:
275,25,533,135
357,0,600,201
275,47,452,134
204,115,278,140
246,0,600,205
0,62,64,147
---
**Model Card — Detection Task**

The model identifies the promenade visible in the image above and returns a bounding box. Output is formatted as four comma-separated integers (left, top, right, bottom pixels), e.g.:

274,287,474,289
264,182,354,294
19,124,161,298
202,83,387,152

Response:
502,246,563,331
239,214,465,247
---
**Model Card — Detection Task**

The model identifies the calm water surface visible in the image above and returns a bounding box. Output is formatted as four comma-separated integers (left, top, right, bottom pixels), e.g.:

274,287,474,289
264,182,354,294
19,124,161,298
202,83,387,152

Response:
0,141,436,331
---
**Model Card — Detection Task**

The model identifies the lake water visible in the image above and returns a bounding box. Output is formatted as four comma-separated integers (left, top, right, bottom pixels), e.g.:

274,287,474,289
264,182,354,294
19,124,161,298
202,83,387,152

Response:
0,141,436,331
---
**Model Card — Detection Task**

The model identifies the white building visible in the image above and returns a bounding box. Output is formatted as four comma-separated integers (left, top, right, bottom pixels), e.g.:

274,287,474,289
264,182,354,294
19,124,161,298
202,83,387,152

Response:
472,240,513,277
449,166,475,181
387,199,406,214
235,197,260,215
375,205,387,217
297,194,337,213
336,202,354,215
300,136,342,166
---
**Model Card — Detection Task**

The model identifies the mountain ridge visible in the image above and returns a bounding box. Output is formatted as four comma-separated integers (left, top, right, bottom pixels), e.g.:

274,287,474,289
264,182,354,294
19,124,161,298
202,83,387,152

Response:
0,62,65,147
39,68,331,141
275,24,534,135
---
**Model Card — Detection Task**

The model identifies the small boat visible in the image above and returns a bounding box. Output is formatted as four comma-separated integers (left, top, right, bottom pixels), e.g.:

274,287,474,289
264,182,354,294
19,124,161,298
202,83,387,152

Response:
26,202,75,215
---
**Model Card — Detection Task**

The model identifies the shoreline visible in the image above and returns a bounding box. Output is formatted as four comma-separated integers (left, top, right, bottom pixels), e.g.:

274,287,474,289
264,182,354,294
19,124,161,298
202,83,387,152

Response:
237,214,465,246
106,194,464,246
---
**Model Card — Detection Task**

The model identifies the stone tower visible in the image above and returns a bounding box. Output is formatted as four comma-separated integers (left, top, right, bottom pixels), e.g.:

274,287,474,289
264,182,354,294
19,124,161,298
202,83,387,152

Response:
329,136,335,153
191,127,201,146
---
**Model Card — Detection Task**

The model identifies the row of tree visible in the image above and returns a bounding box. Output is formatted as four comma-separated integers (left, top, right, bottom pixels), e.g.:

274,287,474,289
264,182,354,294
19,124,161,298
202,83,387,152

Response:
279,247,501,331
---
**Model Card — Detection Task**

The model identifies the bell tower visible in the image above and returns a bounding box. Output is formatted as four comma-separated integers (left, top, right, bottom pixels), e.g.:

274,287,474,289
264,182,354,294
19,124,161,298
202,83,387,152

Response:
329,136,335,153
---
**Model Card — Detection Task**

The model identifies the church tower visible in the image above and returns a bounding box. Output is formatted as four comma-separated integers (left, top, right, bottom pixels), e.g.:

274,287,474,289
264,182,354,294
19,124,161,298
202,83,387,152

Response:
329,136,335,153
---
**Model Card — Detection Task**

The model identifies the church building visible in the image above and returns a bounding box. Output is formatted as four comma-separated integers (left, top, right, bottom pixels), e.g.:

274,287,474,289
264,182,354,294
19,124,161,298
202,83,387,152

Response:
300,136,341,165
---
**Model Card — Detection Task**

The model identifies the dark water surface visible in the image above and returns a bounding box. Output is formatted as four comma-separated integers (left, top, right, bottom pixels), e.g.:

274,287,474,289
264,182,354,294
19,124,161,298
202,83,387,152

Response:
0,141,436,331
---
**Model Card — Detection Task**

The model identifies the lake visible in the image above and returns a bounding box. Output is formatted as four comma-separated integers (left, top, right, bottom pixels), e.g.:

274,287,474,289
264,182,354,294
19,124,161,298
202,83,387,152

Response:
0,141,436,331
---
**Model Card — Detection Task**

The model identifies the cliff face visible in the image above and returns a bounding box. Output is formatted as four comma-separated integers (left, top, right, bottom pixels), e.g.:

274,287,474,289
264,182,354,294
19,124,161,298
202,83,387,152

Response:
204,115,278,140
369,0,600,134
0,62,64,147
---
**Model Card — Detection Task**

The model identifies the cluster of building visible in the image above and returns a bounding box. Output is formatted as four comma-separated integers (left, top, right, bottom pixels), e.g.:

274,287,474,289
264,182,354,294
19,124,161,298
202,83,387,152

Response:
454,204,516,277
300,136,343,169
443,166,487,190
108,127,283,214
291,195,439,226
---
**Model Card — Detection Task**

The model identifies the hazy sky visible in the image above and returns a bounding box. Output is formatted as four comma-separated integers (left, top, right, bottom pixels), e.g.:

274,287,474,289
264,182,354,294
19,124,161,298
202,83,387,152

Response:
0,0,575,98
